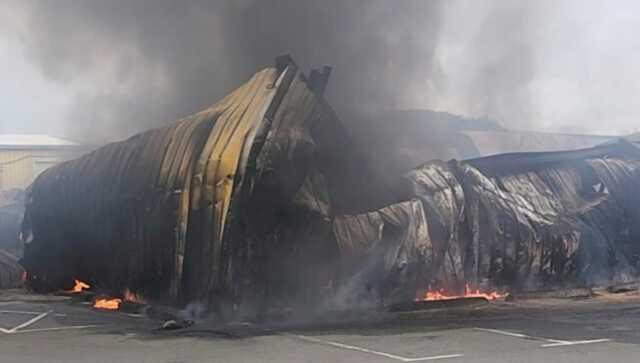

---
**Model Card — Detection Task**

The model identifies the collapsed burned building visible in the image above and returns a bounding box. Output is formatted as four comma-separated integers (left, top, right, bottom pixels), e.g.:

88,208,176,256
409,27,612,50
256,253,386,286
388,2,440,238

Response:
20,56,640,315
337,140,640,304
20,56,390,315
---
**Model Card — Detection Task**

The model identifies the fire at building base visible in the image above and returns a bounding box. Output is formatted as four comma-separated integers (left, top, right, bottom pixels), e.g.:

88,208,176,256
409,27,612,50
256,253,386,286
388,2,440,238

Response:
18,56,640,318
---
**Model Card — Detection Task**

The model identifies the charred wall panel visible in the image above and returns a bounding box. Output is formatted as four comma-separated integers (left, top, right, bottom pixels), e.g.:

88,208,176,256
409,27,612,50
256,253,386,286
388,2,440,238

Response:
21,58,373,313
338,141,640,302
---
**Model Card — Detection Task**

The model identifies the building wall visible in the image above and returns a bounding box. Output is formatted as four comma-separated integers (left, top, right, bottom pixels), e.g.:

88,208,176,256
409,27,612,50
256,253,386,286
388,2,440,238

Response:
0,148,80,191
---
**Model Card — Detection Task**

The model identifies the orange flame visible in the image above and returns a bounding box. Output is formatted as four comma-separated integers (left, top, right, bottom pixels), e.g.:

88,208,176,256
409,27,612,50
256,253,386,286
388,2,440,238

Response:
93,298,122,310
67,279,91,293
418,284,506,301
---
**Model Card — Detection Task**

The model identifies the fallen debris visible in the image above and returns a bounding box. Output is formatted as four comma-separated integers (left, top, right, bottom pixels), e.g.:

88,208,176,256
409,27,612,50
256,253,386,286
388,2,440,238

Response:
606,282,640,294
66,279,90,293
161,319,194,330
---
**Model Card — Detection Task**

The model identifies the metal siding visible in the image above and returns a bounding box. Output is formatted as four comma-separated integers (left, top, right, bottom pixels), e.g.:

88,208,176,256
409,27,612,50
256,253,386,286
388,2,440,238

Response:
22,67,285,304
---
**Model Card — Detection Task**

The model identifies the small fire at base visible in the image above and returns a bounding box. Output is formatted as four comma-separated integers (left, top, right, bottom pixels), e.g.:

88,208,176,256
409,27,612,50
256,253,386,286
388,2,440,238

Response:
417,284,507,301
93,298,122,310
67,279,90,293
92,289,145,311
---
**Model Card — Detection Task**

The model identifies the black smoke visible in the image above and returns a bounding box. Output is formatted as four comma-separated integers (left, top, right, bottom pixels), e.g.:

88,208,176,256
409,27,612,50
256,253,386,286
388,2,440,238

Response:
9,1,448,141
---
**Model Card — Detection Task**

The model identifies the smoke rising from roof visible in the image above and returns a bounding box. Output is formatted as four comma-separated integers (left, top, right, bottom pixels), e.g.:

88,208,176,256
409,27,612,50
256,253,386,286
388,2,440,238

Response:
2,1,640,141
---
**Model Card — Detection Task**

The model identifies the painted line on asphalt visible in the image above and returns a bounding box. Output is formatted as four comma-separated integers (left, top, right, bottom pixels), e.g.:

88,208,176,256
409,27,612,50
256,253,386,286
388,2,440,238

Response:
0,310,43,315
474,327,567,343
541,339,611,348
9,311,50,333
0,311,48,334
12,325,103,334
289,334,463,362
474,327,610,348
402,355,465,362
0,309,103,335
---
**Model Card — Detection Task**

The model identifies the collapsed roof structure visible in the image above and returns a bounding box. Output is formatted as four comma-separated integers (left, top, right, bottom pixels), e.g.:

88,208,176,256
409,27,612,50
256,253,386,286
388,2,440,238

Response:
337,140,640,304
20,56,640,315
21,56,389,316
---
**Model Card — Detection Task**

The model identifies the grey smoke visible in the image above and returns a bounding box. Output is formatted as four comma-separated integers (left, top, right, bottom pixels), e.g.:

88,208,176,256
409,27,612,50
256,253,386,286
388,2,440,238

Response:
3,1,640,141
6,1,445,141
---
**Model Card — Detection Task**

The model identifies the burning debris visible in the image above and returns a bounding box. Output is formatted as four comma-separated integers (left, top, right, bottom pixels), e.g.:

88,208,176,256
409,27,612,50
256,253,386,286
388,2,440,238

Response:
18,56,640,318
56,278,146,312
93,298,122,310
67,279,90,293
418,284,507,302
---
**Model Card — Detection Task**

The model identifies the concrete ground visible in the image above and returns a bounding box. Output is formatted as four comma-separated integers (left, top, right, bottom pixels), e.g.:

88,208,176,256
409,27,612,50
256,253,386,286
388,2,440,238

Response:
1,290,640,362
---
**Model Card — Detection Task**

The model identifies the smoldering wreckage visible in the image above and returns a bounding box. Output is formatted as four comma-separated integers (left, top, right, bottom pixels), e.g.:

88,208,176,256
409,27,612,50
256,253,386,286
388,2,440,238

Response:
8,56,640,320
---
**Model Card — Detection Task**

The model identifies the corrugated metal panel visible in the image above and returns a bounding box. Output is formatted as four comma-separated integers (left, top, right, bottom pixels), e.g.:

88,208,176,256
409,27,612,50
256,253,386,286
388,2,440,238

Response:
22,57,386,313
21,59,328,308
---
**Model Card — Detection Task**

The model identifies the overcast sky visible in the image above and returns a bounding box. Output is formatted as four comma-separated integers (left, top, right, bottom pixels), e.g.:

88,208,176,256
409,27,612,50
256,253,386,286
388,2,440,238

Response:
1,1,639,143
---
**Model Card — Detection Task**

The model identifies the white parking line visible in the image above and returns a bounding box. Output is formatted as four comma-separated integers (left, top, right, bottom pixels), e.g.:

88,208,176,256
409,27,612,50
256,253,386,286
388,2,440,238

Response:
12,325,102,334
474,327,610,348
0,309,102,335
474,327,567,343
541,339,611,348
0,310,51,334
9,311,50,332
0,310,45,315
289,334,463,362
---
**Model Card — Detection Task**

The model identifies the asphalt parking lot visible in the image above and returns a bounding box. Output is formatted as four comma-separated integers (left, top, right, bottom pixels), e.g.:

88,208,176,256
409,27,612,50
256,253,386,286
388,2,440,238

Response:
1,291,640,362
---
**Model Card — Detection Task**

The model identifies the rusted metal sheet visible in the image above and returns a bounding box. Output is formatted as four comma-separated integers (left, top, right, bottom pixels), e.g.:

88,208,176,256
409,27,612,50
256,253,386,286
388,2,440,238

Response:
333,199,431,305
335,141,640,304
20,56,383,315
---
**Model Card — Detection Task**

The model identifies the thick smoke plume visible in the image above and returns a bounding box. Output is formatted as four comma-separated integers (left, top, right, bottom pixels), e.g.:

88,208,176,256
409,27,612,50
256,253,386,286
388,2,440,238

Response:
5,1,442,140
4,1,556,141
6,1,637,141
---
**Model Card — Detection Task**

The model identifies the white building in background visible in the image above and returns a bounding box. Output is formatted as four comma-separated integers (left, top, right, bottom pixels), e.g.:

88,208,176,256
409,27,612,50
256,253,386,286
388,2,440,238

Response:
0,134,85,191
